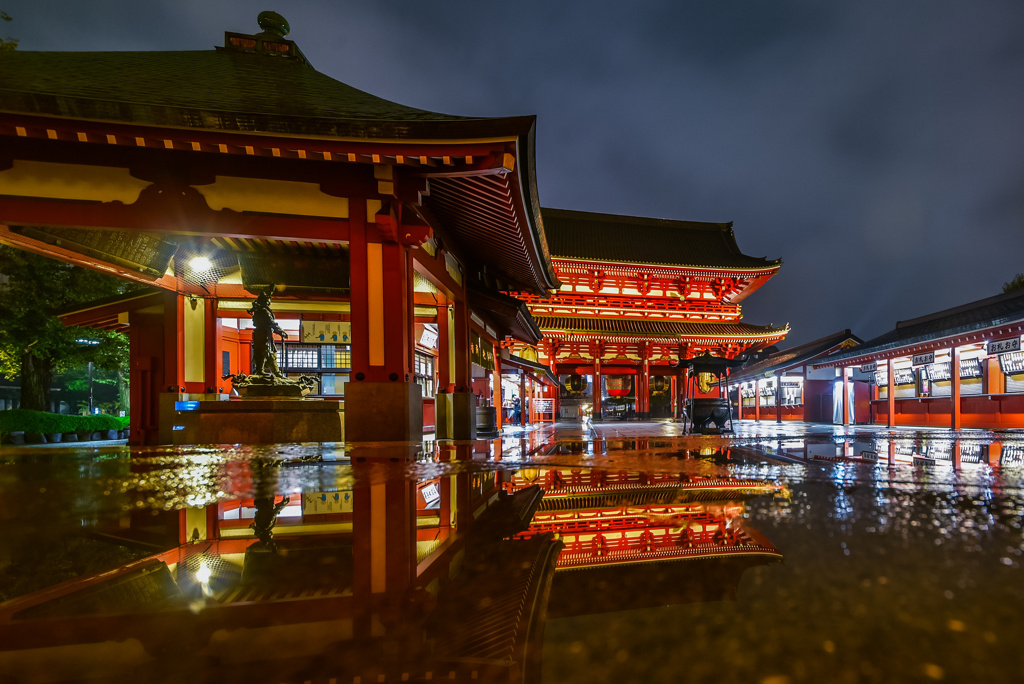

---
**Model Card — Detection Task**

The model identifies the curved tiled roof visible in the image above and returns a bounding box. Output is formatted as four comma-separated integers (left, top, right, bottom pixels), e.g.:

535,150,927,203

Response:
0,29,561,294
534,316,788,339
731,330,861,380
541,208,781,270
818,289,1024,366
0,49,529,140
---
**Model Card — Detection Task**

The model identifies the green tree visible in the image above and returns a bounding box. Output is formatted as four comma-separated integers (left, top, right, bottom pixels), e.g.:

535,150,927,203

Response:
0,247,137,411
1,11,18,52
1003,273,1024,294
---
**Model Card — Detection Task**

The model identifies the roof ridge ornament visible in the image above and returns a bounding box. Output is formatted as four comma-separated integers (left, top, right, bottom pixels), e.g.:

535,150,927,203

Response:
257,11,289,38
221,11,309,65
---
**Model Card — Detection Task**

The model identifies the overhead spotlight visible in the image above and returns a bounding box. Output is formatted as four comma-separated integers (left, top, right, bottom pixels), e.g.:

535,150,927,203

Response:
189,256,213,273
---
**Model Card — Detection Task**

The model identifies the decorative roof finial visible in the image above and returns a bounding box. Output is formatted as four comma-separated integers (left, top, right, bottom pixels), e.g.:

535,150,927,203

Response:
257,11,289,38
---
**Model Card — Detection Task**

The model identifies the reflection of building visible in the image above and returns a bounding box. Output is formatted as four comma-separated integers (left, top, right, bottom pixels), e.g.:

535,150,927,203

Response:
776,435,1024,470
514,210,789,420
815,289,1024,429
0,449,558,682
505,466,782,615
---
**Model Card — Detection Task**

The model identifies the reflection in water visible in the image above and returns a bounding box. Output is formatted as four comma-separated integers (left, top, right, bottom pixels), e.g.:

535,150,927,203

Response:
0,442,783,683
4,430,1024,682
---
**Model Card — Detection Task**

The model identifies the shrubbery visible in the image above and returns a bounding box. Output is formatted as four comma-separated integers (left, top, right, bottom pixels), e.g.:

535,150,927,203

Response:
0,409,128,436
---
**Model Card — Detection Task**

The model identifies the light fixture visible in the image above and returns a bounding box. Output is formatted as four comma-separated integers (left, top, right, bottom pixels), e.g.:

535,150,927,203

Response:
189,256,213,273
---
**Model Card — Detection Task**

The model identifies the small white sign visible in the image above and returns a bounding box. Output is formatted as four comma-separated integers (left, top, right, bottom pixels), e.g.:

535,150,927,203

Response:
912,352,935,366
860,361,877,373
988,337,1021,355
419,328,439,349
420,482,441,508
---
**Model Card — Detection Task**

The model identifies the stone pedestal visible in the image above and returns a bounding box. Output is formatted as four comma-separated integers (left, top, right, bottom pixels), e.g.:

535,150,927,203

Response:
435,392,455,440
451,391,477,441
344,381,423,443
171,398,344,445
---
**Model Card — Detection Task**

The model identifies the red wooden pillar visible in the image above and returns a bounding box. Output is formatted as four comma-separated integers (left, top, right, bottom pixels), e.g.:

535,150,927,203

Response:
775,371,783,424
670,374,678,419
203,297,222,393
451,298,471,392
632,366,639,416
129,303,175,446
986,357,1005,395
887,358,896,427
492,344,503,431
842,367,851,426
593,359,602,420
754,380,761,421
641,359,650,418
951,347,962,430
164,291,186,392
436,304,451,392
345,201,422,442
520,373,528,426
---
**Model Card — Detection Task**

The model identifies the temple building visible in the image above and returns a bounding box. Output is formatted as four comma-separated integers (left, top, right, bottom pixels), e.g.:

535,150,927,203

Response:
0,13,564,444
514,209,788,420
729,329,863,424
813,288,1024,430
0,13,786,443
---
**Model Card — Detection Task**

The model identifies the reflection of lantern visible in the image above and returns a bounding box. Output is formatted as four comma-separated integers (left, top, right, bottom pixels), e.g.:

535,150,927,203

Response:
697,372,715,394
651,376,669,394
565,374,588,394
606,376,633,397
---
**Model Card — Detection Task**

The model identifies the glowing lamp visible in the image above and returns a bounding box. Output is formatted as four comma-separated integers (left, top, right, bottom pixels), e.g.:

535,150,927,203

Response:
189,256,213,273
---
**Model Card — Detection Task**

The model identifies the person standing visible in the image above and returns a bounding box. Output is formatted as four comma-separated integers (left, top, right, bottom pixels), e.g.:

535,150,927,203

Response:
512,395,521,426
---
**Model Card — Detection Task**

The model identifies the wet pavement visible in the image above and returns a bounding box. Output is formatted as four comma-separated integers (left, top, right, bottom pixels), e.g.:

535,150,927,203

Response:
1,421,1023,683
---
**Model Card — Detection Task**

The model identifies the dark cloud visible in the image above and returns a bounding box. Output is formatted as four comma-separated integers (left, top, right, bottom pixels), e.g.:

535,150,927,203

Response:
4,0,1024,346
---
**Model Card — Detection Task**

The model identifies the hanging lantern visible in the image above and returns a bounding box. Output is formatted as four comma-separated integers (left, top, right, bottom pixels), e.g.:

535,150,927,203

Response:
650,376,669,394
565,374,588,394
697,372,715,394
605,376,633,397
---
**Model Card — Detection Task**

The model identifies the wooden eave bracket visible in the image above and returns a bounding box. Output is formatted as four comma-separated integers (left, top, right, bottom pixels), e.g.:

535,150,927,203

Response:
415,151,516,179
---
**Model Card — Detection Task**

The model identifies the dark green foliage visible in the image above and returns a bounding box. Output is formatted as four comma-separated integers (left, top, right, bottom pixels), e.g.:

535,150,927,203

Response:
0,409,127,435
0,246,141,410
1004,273,1024,294
0,11,17,52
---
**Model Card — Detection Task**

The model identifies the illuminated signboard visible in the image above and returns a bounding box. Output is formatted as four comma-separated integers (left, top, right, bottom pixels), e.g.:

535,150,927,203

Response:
860,361,877,373
912,352,935,366
988,337,1021,355
301,321,351,344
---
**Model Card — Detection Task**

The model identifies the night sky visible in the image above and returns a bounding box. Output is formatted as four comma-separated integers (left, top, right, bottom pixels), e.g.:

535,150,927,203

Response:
4,1,1023,346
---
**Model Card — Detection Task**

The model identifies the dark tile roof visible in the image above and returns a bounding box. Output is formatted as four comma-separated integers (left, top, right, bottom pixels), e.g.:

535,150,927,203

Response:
534,316,788,339
540,208,781,270
731,329,862,380
821,289,1024,364
0,49,530,139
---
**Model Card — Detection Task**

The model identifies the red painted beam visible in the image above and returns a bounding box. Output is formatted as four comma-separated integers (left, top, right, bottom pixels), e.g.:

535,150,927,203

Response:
0,195,350,243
